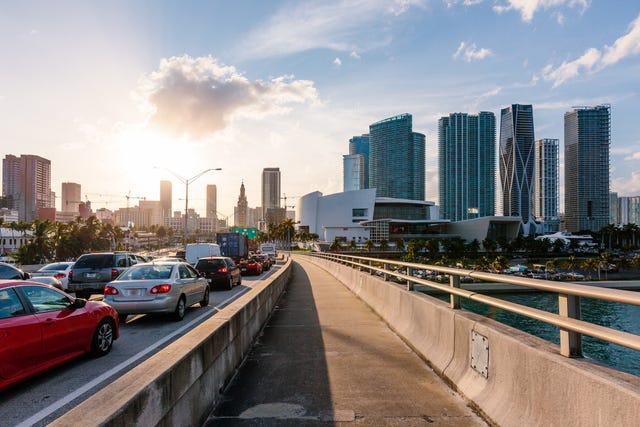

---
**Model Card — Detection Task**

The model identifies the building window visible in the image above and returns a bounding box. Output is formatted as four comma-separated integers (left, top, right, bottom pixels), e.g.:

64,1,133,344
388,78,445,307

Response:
352,208,368,217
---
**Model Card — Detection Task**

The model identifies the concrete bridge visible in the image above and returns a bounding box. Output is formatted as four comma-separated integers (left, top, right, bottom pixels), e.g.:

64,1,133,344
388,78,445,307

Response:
51,254,640,426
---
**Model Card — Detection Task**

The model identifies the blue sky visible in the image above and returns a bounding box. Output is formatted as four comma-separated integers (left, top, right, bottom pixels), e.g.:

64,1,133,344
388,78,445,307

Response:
1,0,639,221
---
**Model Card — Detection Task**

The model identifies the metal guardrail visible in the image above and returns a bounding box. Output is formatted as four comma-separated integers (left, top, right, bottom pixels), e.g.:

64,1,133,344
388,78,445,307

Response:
304,252,640,358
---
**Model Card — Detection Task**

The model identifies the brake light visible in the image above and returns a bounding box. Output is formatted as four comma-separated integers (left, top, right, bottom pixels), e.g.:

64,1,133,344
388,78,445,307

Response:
218,267,228,273
54,273,66,279
104,285,119,295
111,269,119,279
150,284,171,294
68,270,73,280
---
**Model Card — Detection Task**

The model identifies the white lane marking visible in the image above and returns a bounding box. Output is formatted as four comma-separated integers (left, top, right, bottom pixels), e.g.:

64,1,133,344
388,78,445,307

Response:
17,286,251,427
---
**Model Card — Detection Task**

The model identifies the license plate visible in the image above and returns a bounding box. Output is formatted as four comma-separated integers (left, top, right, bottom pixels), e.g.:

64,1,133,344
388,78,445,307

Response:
126,289,144,296
86,273,96,278
241,268,247,271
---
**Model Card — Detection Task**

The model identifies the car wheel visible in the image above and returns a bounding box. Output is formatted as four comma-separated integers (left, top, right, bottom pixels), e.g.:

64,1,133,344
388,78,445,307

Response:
200,286,210,307
118,314,128,324
228,278,233,290
173,296,186,321
91,318,115,357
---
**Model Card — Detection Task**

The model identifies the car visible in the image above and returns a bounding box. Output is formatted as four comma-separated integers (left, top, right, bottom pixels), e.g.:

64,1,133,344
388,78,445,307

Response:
30,261,74,290
67,252,146,299
237,257,263,276
255,254,272,271
0,262,31,280
27,276,64,290
0,281,119,392
103,261,210,322
195,256,242,290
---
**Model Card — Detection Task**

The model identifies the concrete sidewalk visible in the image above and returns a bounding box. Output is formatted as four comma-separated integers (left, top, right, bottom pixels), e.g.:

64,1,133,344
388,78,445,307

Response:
205,257,487,426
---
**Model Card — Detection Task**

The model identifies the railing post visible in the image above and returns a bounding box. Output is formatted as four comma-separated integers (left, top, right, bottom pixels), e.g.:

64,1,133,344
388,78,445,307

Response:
559,294,582,357
383,263,389,281
369,260,374,275
407,266,414,291
450,274,461,309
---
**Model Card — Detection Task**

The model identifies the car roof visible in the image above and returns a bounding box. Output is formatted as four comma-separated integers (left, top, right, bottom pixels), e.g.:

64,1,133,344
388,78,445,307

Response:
0,280,50,289
197,256,230,260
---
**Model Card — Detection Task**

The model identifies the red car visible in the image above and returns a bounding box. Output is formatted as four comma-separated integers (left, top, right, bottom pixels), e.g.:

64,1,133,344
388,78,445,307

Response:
0,281,119,392
238,257,263,276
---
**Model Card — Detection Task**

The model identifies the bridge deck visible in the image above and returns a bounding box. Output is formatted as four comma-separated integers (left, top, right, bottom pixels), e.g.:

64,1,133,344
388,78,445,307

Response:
205,257,487,426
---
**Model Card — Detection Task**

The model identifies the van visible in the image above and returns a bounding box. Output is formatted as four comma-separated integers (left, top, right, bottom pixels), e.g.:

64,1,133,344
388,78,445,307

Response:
185,243,221,266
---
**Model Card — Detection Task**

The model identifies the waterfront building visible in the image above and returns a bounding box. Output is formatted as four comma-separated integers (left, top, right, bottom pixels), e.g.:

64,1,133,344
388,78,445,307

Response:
369,114,425,201
261,167,281,223
499,104,536,235
160,180,172,219
438,112,496,222
348,134,370,189
564,105,611,232
61,182,82,213
534,139,560,233
2,154,52,222
618,196,640,226
343,154,366,192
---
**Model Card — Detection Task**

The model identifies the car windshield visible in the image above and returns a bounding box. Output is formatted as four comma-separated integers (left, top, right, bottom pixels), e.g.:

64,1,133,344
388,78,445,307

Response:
196,259,226,271
74,254,113,269
119,264,173,280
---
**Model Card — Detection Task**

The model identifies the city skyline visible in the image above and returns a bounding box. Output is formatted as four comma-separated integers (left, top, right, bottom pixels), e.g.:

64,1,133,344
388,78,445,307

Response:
1,1,639,218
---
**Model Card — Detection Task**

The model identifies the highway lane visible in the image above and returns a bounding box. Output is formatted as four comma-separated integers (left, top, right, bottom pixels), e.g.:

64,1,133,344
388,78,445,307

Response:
0,264,281,427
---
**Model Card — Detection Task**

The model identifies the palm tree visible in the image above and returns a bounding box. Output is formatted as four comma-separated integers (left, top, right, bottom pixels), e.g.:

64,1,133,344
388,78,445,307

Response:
492,256,510,274
393,238,405,253
330,237,342,252
379,239,389,252
364,240,375,252
582,258,600,280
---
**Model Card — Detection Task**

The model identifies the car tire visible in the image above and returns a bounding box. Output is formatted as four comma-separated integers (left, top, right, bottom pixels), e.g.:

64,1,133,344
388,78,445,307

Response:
91,318,115,357
118,314,128,324
200,286,210,307
228,278,233,290
237,276,242,286
173,296,186,321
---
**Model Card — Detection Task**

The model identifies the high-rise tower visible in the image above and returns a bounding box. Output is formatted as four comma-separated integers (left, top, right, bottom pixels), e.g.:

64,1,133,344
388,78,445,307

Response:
369,114,425,201
61,182,82,213
499,104,536,234
564,105,611,232
160,180,172,219
236,182,248,227
438,112,496,221
2,154,52,221
534,138,560,233
261,167,281,223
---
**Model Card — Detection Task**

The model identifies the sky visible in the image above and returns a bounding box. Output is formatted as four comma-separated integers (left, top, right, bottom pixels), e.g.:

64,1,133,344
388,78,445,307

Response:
1,0,639,223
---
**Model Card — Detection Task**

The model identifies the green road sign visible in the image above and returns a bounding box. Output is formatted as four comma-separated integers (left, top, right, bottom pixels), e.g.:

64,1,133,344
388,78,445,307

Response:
233,227,257,239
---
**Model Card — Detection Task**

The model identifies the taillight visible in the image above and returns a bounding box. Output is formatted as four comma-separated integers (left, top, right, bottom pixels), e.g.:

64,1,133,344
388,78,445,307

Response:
68,270,73,280
218,267,228,273
54,273,66,279
150,284,171,294
104,285,119,295
111,269,119,279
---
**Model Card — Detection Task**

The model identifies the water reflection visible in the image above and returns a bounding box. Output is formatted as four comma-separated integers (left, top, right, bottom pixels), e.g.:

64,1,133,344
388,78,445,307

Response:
433,292,640,376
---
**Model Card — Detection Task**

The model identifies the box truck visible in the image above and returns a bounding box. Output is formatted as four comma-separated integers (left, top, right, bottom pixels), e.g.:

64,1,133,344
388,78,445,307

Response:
185,243,221,265
216,233,249,262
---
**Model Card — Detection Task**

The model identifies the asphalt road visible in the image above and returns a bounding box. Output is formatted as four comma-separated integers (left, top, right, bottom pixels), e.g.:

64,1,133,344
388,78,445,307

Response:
0,266,280,427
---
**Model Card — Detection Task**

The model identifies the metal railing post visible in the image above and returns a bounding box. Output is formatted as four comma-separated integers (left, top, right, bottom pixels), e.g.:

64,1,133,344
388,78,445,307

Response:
450,274,461,309
407,266,414,291
559,294,583,357
383,263,389,281
369,260,374,275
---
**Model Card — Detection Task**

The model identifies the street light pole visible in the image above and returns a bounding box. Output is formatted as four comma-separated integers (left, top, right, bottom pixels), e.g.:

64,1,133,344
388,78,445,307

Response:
155,167,222,246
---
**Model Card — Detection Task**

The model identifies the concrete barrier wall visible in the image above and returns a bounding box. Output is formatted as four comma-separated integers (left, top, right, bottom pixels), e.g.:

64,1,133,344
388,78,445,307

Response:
50,258,292,427
306,256,640,427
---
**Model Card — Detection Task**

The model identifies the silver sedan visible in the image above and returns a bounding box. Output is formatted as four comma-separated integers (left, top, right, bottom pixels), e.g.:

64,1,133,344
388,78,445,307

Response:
103,261,209,322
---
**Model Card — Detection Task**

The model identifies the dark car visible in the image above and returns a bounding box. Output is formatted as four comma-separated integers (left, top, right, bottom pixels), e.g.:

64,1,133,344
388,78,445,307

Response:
195,257,242,290
0,262,31,280
255,254,272,271
67,252,146,299
0,281,119,392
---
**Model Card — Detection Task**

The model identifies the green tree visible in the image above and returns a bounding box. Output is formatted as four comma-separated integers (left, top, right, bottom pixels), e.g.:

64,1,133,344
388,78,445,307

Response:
379,239,389,252
364,240,375,252
492,256,510,274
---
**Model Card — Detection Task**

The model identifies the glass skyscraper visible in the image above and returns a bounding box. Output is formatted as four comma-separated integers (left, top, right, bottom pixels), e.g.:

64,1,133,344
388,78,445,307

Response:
564,105,610,232
369,114,425,201
349,134,370,189
499,104,536,234
534,139,560,233
438,112,496,221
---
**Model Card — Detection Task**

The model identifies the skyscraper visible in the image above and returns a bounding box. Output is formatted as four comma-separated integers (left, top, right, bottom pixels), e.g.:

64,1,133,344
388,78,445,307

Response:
533,139,560,233
343,154,366,192
499,104,536,234
235,182,248,227
369,114,425,201
261,167,281,222
2,154,52,222
564,105,611,232
438,112,496,221
61,182,82,213
206,184,217,232
160,180,172,219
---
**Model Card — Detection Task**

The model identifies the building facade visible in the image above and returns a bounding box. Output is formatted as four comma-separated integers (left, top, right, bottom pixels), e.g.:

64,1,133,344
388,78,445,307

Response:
533,138,560,233
206,184,217,232
369,114,425,201
2,154,52,222
160,180,172,219
349,134,370,189
438,112,496,222
564,105,611,232
499,104,536,235
610,192,619,225
61,182,82,213
261,167,281,222
618,196,640,226
235,182,249,227
343,154,366,192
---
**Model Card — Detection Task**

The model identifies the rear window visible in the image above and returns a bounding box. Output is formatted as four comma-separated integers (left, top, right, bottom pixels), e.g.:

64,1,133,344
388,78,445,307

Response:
74,254,114,269
40,263,71,271
196,259,226,271
120,264,173,280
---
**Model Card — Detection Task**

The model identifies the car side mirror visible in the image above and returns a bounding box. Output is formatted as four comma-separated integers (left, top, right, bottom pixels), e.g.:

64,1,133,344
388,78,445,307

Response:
72,297,87,308
23,272,32,280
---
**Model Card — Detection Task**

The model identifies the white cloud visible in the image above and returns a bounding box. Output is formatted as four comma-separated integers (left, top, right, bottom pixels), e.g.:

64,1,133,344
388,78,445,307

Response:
136,55,318,139
540,14,640,87
624,152,640,161
236,0,424,59
333,57,342,67
350,51,361,59
612,170,640,196
493,0,590,23
453,41,493,62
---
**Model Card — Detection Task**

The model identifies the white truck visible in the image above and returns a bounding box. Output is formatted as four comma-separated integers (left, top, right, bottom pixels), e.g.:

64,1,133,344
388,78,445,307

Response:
259,243,277,258
185,243,221,266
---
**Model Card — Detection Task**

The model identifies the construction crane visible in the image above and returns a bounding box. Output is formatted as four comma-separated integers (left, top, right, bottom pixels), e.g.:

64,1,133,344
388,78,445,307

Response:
280,194,298,209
